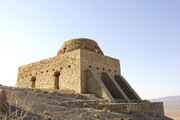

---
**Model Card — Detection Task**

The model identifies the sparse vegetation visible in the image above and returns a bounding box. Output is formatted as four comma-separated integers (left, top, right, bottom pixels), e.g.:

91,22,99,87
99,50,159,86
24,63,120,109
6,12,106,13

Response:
33,89,56,96
33,88,42,95
102,108,108,112
98,102,104,105
82,103,89,107
35,92,41,95
48,91,55,95
33,89,39,93
43,110,51,115
42,90,49,94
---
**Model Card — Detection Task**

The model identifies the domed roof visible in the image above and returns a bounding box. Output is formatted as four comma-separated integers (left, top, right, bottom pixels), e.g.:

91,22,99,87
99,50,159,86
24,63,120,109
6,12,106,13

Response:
57,38,104,55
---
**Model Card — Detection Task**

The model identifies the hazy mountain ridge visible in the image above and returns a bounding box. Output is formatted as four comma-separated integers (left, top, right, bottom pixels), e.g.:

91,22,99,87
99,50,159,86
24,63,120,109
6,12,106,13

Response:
150,95,180,120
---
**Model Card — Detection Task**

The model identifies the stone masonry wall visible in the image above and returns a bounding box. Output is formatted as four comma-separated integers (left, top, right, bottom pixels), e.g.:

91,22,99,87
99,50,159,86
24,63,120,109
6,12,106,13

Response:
17,39,121,95
85,70,109,100
17,48,121,95
80,49,120,96
55,100,164,116
90,102,164,116
57,38,104,55
17,50,81,93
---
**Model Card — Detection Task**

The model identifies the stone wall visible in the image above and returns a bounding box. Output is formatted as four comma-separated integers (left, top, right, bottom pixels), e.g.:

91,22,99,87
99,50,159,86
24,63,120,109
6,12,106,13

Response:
85,70,112,101
85,70,104,98
57,38,104,55
90,102,164,116
51,99,164,116
81,49,120,95
17,48,121,97
17,50,81,93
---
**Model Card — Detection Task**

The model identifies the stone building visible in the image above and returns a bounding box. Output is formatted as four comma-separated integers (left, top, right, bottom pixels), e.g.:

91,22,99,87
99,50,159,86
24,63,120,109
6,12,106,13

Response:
17,38,142,103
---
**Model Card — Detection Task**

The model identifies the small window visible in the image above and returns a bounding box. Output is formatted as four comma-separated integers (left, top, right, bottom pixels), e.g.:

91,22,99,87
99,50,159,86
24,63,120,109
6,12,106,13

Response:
63,48,66,53
95,46,98,53
89,65,91,68
103,68,105,71
114,70,116,73
60,67,63,70
52,69,55,71
68,65,71,68
96,67,99,70
108,69,111,72
46,70,48,72
41,71,43,74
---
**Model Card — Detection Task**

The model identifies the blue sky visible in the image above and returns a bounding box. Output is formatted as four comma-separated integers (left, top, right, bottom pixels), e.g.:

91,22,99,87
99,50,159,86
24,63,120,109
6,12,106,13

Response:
0,0,179,99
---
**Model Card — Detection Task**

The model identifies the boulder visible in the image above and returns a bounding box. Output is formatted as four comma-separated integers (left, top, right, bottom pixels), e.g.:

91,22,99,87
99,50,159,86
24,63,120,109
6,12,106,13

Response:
0,89,9,114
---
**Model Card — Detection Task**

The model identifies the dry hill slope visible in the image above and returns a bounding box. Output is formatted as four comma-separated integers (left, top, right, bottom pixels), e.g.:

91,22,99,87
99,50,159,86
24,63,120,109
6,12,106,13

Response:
0,86,173,120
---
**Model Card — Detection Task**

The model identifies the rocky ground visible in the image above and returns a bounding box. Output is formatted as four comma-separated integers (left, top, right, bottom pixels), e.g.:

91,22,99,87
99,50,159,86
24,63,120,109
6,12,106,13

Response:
0,86,173,120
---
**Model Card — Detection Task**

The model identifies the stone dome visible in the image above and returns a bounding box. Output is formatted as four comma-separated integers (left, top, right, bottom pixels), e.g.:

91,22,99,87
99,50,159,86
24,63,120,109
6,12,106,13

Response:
57,38,104,55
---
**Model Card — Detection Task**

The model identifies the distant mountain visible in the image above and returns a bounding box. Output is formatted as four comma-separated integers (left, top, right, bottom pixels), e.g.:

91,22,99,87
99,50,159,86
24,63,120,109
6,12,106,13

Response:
150,95,180,120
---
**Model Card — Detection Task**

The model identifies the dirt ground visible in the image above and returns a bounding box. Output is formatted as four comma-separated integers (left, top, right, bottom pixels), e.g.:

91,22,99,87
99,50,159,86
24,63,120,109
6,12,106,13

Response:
0,86,173,120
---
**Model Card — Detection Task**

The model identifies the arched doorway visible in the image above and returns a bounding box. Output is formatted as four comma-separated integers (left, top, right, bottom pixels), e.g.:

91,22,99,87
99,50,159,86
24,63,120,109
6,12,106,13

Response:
54,71,60,89
31,76,36,88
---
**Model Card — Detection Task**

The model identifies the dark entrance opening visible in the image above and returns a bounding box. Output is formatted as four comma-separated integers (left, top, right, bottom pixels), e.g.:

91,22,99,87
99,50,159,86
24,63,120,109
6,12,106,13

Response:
54,71,60,89
31,76,36,88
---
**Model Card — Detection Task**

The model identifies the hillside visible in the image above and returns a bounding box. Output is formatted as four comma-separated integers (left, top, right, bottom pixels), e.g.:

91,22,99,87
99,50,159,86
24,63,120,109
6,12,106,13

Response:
150,96,180,120
0,86,172,120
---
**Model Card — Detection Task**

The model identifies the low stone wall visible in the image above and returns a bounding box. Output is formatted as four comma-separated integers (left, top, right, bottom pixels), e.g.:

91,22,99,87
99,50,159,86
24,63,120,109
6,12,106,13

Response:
69,100,164,116
91,102,164,116
56,99,164,116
